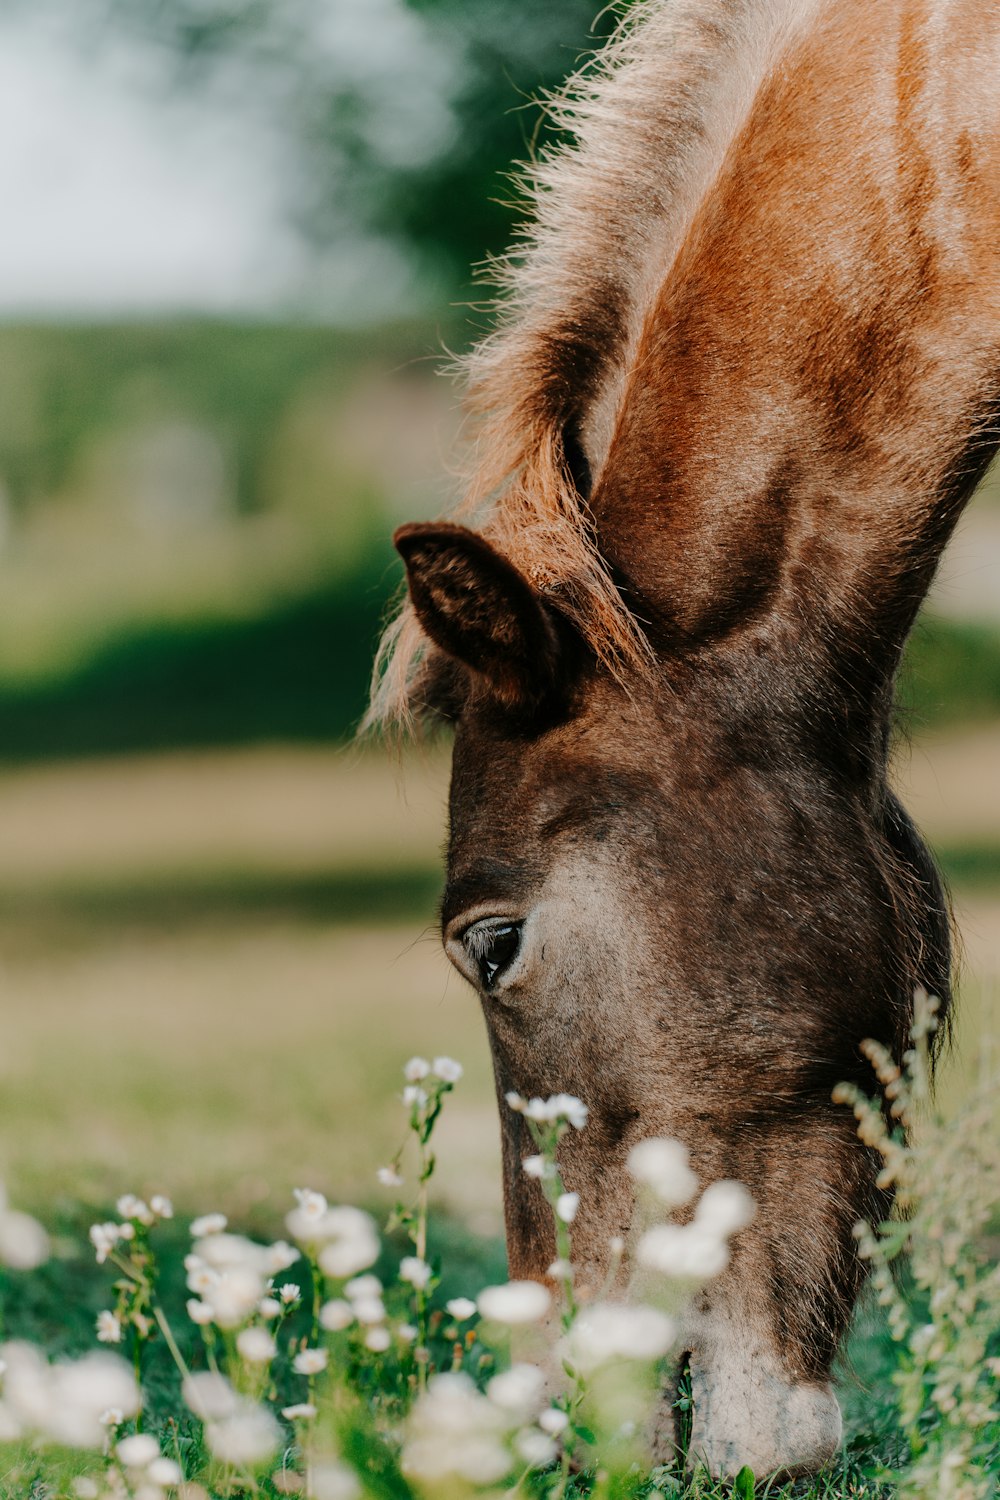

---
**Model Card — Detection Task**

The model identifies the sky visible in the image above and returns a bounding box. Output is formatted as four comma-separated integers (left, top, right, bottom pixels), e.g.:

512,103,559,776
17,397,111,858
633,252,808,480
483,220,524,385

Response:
0,4,442,318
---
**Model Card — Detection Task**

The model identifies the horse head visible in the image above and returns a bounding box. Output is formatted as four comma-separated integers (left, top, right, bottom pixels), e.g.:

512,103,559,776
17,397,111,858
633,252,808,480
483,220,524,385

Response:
375,0,1000,1474
393,517,948,1476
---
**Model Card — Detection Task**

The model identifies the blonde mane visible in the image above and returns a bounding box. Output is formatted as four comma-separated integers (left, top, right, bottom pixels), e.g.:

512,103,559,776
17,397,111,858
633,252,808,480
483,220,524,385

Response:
367,0,823,728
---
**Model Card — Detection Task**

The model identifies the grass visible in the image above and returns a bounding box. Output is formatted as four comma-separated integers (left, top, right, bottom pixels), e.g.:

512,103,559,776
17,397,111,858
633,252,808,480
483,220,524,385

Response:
0,920,502,1229
0,737,993,1219
0,1209,909,1499
0,734,991,1497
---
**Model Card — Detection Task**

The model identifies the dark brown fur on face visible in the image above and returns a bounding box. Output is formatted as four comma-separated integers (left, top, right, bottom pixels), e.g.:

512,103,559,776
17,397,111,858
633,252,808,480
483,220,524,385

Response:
398,526,952,1475
375,0,999,1478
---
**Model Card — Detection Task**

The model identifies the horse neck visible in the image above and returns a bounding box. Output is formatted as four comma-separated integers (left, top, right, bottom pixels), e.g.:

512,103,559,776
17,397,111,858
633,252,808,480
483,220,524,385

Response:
587,0,1000,706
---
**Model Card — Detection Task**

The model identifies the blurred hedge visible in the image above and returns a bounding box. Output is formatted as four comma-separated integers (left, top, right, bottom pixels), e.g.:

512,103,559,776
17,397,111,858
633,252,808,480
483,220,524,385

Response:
0,568,993,762
0,554,402,760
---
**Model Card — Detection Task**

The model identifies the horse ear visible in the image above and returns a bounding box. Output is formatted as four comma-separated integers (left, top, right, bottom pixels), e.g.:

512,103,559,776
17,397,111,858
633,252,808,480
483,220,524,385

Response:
394,522,567,712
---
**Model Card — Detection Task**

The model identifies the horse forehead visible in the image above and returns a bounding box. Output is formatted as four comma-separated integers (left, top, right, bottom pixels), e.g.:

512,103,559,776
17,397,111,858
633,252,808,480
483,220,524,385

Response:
446,731,675,887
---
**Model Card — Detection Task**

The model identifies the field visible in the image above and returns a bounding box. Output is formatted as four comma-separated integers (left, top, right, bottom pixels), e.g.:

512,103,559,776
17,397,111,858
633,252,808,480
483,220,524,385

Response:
0,733,993,1499
0,323,994,1496
0,730,996,1219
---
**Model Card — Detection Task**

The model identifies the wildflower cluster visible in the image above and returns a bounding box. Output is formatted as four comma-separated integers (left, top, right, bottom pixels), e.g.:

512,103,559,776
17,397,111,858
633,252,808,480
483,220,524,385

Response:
378,1054,464,1371
833,989,1000,1500
0,1021,991,1500
0,1185,49,1271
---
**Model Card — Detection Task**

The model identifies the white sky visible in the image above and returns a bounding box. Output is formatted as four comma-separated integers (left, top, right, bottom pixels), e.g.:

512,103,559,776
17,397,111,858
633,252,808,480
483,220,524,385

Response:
0,7,435,318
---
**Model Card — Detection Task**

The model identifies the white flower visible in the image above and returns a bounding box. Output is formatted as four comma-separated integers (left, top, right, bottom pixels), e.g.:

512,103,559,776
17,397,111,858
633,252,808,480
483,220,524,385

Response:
148,1457,183,1486
637,1223,729,1280
522,1154,551,1180
292,1188,328,1221
365,1327,392,1353
445,1297,476,1322
95,1311,122,1345
402,1085,428,1108
115,1195,153,1226
552,1093,589,1130
183,1371,239,1421
205,1402,281,1466
538,1407,569,1436
293,1347,328,1376
516,1094,588,1129
487,1363,545,1420
351,1296,386,1325
627,1137,698,1206
399,1256,432,1290
402,1373,510,1485
397,1323,418,1343
319,1299,354,1332
198,1236,264,1279
404,1057,431,1081
694,1180,756,1237
307,1461,362,1500
478,1280,551,1325
377,1166,403,1188
556,1192,579,1224
190,1213,227,1237
187,1299,214,1326
282,1402,317,1420
195,1256,264,1329
285,1202,379,1275
186,1265,218,1296
89,1222,123,1264
515,1428,557,1467
547,1258,572,1280
432,1056,463,1083
565,1302,675,1372
259,1297,282,1320
344,1274,381,1299
0,1345,140,1449
280,1283,301,1304
318,1228,379,1279
236,1327,276,1364
505,1090,525,1111
50,1354,141,1447
116,1432,160,1468
0,1210,49,1270
264,1240,300,1274
100,1408,124,1427
149,1196,174,1220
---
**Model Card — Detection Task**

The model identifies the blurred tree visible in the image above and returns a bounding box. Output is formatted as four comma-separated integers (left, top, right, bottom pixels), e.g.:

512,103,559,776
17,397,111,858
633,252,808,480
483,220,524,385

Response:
317,0,628,299
9,0,626,310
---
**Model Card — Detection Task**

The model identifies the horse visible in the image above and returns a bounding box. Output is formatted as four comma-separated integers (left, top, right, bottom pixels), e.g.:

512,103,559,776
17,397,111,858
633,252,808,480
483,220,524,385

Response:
368,0,1000,1477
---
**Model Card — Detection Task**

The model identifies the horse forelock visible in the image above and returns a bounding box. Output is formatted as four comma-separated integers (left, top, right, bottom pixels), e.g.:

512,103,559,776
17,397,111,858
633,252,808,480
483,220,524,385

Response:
367,0,827,729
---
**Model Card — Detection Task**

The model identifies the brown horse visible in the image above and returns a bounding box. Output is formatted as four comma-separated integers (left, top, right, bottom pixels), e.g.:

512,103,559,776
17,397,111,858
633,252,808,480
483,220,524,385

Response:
369,0,1000,1477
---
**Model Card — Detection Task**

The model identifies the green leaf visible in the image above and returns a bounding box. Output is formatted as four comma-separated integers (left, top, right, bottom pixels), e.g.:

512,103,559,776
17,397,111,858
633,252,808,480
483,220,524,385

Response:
574,1423,597,1445
732,1465,756,1498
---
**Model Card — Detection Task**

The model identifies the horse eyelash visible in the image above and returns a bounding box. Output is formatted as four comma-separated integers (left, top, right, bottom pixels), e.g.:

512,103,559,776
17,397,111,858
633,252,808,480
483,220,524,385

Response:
463,923,498,960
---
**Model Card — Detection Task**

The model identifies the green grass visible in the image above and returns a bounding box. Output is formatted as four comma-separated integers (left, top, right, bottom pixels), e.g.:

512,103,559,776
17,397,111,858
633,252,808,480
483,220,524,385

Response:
0,559,403,762
0,1209,905,1500
900,616,1000,730
0,863,440,932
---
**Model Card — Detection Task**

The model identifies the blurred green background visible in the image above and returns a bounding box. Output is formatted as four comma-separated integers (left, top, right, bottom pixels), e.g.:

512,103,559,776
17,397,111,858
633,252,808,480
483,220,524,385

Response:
0,0,996,1232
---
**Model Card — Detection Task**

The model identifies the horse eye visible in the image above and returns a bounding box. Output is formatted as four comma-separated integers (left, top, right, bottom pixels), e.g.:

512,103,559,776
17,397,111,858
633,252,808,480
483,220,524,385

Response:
463,921,522,989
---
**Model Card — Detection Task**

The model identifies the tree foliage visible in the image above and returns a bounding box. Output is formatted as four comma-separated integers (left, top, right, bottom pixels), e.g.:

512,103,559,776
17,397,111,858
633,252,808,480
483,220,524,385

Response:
16,0,625,300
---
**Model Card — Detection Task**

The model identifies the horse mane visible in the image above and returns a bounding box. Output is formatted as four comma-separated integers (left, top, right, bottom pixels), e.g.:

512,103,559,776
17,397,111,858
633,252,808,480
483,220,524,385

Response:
366,0,823,729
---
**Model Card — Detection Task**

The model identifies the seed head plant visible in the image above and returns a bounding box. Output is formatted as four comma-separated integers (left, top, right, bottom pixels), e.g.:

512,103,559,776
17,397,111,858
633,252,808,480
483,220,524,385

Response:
833,989,1000,1500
